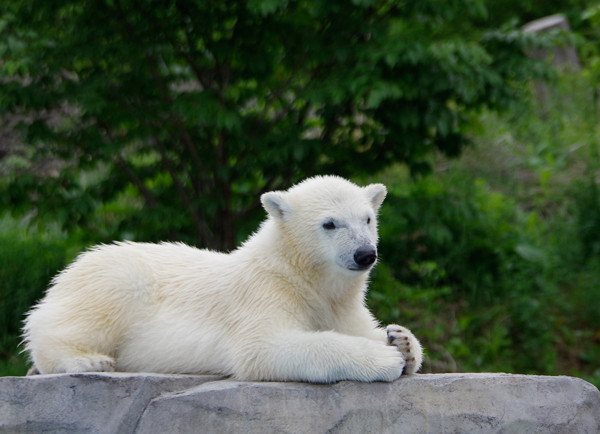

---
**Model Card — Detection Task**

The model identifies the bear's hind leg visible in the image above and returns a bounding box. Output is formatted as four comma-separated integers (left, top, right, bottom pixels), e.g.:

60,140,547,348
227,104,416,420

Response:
29,342,116,374
58,352,116,373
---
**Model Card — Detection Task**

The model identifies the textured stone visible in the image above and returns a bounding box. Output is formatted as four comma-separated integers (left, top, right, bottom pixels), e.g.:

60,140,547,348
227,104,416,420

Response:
1,373,599,433
0,372,221,433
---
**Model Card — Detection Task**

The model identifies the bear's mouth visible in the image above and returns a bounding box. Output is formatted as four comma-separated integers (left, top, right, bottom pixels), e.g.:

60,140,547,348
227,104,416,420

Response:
346,264,373,272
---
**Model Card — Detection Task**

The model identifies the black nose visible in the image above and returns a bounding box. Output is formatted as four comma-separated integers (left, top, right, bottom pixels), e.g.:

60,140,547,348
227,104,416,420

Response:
354,246,377,268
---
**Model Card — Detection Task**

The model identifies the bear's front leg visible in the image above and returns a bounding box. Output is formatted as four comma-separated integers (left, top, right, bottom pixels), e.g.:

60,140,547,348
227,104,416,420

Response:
386,324,423,375
243,330,407,383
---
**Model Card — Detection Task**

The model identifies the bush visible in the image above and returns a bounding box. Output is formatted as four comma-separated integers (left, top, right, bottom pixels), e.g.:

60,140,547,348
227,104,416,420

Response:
365,69,600,388
0,217,73,375
367,168,558,375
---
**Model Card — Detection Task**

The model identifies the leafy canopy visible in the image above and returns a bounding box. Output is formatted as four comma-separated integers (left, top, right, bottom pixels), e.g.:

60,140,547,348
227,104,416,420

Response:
0,0,544,249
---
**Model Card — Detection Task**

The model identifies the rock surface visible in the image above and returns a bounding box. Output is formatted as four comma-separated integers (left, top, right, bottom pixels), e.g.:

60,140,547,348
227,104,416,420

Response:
1,373,599,433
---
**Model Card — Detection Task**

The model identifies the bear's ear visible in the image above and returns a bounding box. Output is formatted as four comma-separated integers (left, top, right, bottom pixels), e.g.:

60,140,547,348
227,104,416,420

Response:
364,183,387,211
261,191,291,220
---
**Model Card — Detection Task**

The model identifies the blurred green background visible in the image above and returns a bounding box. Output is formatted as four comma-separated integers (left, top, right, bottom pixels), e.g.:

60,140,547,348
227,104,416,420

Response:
1,0,599,386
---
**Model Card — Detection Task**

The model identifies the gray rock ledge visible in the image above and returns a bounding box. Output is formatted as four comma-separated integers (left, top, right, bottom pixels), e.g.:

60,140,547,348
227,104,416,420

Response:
1,373,598,433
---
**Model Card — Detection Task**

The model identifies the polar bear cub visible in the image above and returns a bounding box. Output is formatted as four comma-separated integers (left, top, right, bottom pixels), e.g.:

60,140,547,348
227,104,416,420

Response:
23,175,423,383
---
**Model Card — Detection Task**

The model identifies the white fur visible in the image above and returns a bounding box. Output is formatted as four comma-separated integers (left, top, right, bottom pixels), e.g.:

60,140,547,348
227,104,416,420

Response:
22,175,423,383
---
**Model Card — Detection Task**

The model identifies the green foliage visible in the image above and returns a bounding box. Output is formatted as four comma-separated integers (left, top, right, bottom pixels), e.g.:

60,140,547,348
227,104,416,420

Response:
0,216,73,376
368,170,556,374
366,69,600,387
573,177,600,259
485,0,593,29
0,0,545,250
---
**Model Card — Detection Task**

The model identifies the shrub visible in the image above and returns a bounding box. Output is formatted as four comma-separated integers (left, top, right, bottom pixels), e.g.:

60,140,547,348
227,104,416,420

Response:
0,217,71,375
367,170,558,375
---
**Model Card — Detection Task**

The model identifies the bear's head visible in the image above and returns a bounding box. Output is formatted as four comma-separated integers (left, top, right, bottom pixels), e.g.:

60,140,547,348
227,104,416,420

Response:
261,176,387,276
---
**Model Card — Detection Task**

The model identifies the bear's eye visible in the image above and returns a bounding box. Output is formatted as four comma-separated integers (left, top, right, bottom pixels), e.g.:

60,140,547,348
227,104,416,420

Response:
367,217,371,224
322,221,336,230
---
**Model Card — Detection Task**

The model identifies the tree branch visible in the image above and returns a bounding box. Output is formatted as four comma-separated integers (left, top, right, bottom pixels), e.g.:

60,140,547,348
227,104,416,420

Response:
155,136,216,247
144,52,213,193
95,120,159,209
112,0,212,195
114,155,159,208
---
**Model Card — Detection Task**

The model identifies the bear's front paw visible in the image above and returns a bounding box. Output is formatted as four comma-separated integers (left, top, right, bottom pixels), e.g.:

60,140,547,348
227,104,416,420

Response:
386,324,423,375
368,344,406,383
